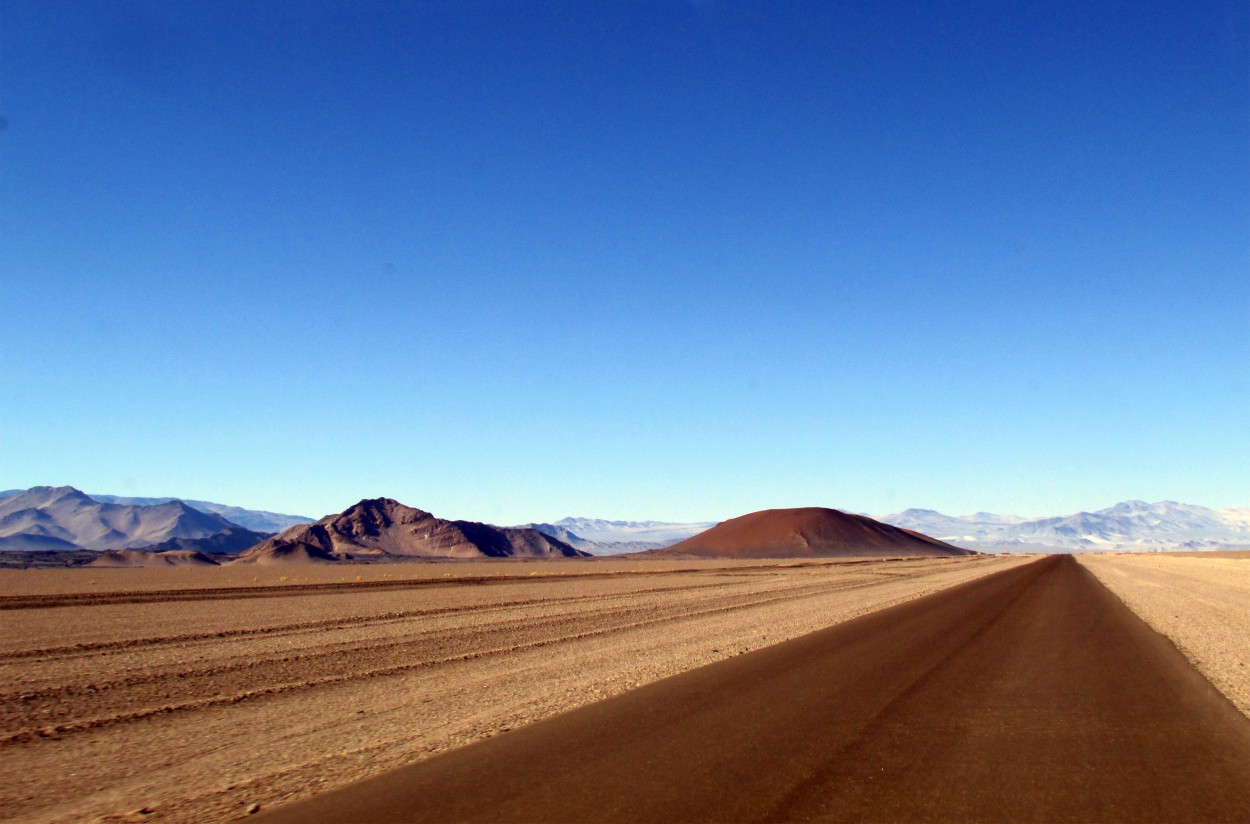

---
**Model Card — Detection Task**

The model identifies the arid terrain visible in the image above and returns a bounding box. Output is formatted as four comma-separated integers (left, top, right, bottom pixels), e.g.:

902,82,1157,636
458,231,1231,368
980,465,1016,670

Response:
256,555,1250,823
0,554,1027,823
1079,552,1250,717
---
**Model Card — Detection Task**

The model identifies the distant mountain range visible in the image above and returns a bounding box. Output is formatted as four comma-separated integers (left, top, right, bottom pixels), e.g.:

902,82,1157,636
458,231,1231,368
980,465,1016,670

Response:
534,501,1250,554
878,501,1250,551
0,487,244,551
1,486,1245,563
523,517,717,554
0,489,591,565
141,527,272,555
0,487,312,534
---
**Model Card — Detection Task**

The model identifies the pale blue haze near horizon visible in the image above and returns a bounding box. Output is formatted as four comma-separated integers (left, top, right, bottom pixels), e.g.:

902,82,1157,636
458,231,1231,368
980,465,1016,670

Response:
2,0,1247,524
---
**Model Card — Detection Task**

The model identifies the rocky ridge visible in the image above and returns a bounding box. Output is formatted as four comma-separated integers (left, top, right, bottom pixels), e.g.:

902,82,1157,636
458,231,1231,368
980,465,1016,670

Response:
232,498,589,564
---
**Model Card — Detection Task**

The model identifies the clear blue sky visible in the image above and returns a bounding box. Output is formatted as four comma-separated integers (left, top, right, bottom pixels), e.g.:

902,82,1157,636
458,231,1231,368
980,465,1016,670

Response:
3,0,1247,523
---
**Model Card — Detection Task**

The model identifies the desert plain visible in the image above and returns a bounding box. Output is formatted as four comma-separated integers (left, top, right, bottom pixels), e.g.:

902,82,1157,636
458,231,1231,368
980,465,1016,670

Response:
1,552,1248,822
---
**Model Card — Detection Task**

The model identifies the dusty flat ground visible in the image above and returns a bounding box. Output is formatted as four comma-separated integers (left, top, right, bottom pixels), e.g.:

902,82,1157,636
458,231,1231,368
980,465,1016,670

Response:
0,554,1027,823
260,557,1250,823
1079,553,1250,718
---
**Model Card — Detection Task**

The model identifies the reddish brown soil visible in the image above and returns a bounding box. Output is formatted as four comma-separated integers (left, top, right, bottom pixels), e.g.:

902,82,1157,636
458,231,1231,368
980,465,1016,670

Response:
650,507,971,559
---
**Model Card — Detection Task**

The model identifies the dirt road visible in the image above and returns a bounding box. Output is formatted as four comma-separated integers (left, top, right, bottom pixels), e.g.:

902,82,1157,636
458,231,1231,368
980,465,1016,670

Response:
261,556,1250,823
1080,552,1250,717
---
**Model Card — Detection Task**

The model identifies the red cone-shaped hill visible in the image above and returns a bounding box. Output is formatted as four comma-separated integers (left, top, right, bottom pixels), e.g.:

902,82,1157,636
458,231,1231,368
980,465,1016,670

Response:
648,507,973,559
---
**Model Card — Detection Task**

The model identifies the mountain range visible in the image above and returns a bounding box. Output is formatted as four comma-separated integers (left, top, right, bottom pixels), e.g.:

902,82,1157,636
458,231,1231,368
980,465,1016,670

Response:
527,502,1250,554
83,495,313,533
1,486,1246,562
0,487,244,551
521,517,718,554
878,500,1250,551
0,489,312,534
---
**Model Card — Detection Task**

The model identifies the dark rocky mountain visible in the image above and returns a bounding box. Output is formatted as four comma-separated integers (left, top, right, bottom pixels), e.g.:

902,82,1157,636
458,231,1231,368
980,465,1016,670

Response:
0,486,241,550
0,549,98,568
649,507,972,559
231,498,590,564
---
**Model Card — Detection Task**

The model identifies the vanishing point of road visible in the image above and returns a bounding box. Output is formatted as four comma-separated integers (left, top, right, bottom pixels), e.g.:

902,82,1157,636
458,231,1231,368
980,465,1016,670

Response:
262,555,1250,822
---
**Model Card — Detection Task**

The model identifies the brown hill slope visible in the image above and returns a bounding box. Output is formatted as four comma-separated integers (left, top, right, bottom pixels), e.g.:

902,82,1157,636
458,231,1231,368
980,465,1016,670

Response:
648,507,974,559
230,498,589,564
229,543,339,565
87,549,220,567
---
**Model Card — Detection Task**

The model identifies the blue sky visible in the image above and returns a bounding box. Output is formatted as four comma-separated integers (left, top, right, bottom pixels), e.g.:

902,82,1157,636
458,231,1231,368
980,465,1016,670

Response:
3,0,1247,523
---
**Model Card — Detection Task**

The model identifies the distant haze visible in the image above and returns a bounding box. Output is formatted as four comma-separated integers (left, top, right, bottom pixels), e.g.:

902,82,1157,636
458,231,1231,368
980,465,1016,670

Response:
878,501,1250,552
523,518,717,555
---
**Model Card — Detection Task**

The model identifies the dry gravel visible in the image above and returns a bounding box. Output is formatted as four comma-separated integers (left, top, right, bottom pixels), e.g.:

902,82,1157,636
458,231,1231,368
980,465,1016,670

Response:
1079,553,1250,718
0,555,1027,823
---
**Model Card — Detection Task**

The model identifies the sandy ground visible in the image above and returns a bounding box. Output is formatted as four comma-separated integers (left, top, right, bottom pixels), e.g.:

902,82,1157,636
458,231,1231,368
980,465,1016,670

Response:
1079,553,1250,718
258,556,1250,824
0,555,1027,823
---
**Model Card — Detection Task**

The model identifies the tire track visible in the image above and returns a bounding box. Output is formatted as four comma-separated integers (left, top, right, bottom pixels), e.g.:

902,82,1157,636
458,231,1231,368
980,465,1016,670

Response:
0,556,1028,824
0,572,620,610
0,575,888,746
0,560,893,611
0,578,761,662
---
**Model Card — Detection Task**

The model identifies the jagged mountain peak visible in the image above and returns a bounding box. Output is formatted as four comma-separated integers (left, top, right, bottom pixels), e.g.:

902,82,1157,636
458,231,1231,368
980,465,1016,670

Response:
234,499,587,564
